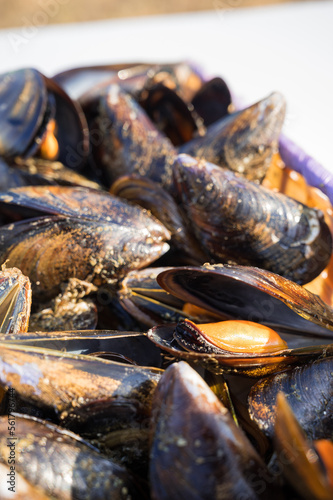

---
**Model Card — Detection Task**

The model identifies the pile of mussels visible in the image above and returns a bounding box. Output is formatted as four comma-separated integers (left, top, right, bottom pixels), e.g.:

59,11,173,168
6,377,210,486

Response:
0,62,332,499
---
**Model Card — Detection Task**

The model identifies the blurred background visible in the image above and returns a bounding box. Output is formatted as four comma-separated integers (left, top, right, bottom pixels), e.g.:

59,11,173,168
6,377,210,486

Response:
0,0,316,29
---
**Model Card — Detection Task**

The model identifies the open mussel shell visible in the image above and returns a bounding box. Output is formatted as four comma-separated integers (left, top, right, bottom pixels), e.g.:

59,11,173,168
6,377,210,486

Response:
146,264,333,376
2,330,162,367
179,92,286,183
248,356,333,441
274,393,333,500
137,82,204,146
0,266,31,334
156,264,333,337
0,68,89,170
0,414,144,499
148,323,333,377
173,154,332,285
150,361,280,500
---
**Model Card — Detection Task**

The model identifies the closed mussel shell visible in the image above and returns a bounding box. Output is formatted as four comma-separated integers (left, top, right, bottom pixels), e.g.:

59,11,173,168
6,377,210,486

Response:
150,361,278,500
0,414,143,499
173,155,332,285
248,356,333,441
85,84,177,191
0,187,170,299
179,92,286,183
0,343,162,430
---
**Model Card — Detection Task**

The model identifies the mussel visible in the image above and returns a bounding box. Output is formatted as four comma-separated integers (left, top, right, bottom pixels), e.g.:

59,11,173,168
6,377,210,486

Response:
147,264,333,376
173,155,332,285
0,186,170,300
0,413,143,499
83,84,177,191
150,361,280,499
248,356,333,441
0,342,162,430
179,92,286,183
0,68,89,170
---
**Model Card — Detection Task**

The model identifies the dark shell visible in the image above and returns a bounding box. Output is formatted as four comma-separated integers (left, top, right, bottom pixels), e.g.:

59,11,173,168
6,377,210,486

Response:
0,68,47,158
86,84,177,191
248,356,333,441
156,264,333,337
191,76,232,126
0,187,170,299
150,361,277,500
117,267,190,328
0,68,89,170
0,414,143,499
274,393,333,500
0,266,31,334
173,155,332,285
137,82,204,146
110,175,207,264
2,329,162,367
0,343,162,428
53,62,148,99
179,92,286,183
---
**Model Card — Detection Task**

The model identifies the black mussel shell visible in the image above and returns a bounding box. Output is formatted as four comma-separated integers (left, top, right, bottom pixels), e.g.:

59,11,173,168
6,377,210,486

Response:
179,92,286,183
150,361,279,499
0,413,144,499
173,154,332,285
249,356,333,441
2,330,162,367
191,76,232,126
156,265,333,337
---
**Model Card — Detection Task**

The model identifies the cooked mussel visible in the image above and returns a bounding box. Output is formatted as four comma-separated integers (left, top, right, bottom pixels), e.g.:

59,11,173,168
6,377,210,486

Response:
84,83,177,191
147,264,333,376
0,343,162,430
150,360,280,499
179,92,286,183
0,68,89,170
248,356,333,441
0,186,170,300
0,414,144,499
173,155,332,285
156,264,333,338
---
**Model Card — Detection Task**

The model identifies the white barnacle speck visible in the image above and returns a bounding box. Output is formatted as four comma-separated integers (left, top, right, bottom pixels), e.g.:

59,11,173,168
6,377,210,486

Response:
176,437,187,447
